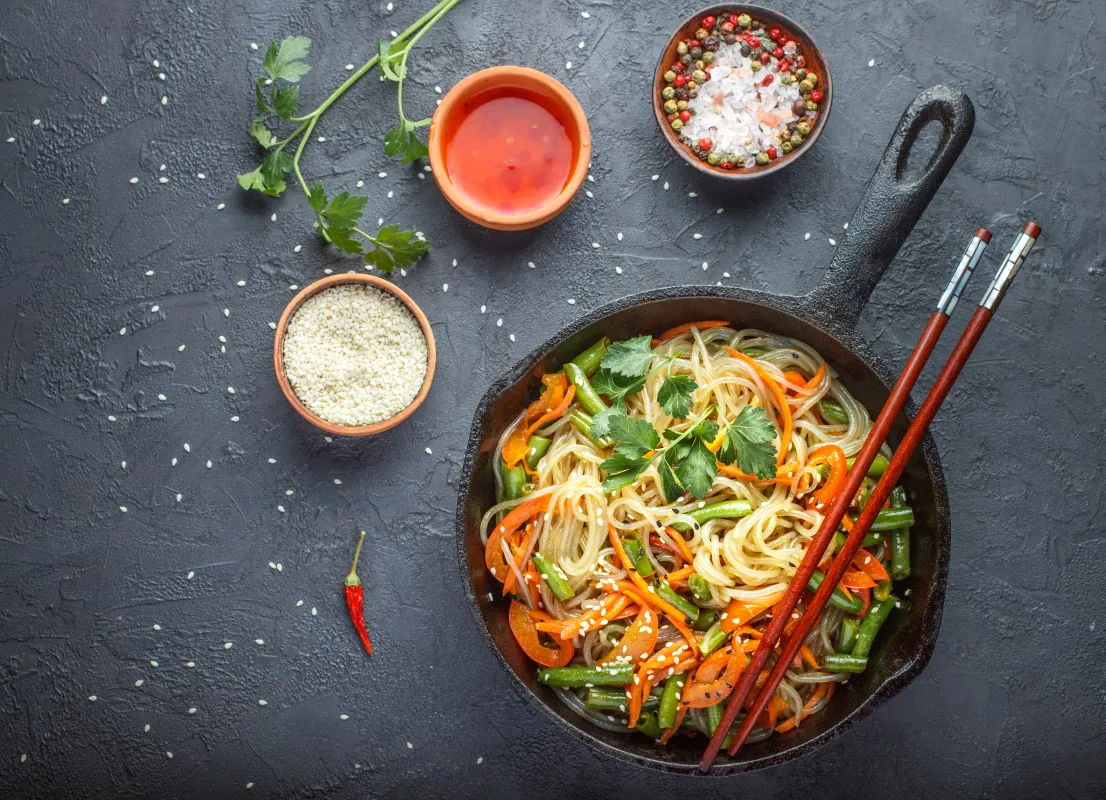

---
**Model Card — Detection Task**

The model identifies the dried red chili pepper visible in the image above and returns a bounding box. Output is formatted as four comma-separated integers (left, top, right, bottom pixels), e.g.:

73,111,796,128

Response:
344,531,373,655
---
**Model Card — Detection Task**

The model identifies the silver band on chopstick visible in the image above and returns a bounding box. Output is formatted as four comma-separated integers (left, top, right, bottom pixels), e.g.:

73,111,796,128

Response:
980,222,1040,311
936,228,992,316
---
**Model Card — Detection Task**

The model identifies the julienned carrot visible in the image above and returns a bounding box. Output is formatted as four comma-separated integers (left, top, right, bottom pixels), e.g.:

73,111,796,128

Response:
725,348,792,464
842,569,877,590
665,565,696,586
656,320,730,342
661,527,695,564
805,362,827,389
616,580,698,647
485,495,551,582
608,528,694,625
852,547,891,583
717,463,794,484
720,594,782,633
807,444,847,510
774,682,834,733
598,605,658,665
782,370,806,388
798,645,820,671
500,523,536,596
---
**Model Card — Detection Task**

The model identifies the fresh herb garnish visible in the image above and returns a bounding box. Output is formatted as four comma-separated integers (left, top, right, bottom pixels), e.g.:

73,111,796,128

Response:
657,375,697,420
716,406,778,479
601,336,656,378
237,1,461,271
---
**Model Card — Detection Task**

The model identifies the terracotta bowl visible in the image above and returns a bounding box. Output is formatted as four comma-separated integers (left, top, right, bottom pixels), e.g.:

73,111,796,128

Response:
272,273,436,436
653,5,832,180
428,66,592,231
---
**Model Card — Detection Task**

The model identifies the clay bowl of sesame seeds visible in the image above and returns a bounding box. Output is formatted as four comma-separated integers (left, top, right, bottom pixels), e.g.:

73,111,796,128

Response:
654,5,832,180
273,274,436,436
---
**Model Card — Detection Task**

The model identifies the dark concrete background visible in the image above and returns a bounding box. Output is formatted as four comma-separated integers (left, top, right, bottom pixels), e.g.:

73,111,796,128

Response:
1,0,1104,797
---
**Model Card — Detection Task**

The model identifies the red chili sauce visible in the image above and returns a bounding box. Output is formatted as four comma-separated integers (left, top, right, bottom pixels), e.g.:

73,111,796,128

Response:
442,86,576,217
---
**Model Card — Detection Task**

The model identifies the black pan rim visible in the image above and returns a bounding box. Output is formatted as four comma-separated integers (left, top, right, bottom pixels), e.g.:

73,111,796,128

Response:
454,284,952,774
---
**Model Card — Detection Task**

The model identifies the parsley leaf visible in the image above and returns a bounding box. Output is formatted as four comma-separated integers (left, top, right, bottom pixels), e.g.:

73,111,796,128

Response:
657,458,684,503
249,116,277,149
377,40,408,82
384,119,429,163
308,187,368,254
238,149,292,196
658,375,697,419
591,369,646,404
717,406,778,479
271,85,300,120
675,438,718,499
363,224,430,272
306,181,328,215
693,418,720,443
600,335,655,379
263,37,312,83
589,404,625,439
319,191,367,231
607,413,660,451
600,443,651,493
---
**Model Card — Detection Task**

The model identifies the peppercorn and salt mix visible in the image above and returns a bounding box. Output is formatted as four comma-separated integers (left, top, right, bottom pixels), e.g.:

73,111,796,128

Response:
659,11,824,169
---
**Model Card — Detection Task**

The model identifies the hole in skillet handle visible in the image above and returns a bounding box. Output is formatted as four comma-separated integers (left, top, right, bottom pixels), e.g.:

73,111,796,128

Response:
804,86,975,328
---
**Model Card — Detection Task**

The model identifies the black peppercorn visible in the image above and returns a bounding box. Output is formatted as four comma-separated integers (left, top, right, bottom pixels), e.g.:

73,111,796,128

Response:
739,43,751,57
704,36,720,50
792,99,806,116
690,46,703,58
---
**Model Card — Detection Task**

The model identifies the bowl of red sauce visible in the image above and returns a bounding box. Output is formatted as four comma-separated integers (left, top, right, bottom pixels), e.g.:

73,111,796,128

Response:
429,66,591,231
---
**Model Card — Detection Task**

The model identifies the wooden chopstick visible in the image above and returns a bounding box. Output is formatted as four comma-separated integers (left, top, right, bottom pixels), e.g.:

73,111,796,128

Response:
697,228,995,770
718,221,1041,763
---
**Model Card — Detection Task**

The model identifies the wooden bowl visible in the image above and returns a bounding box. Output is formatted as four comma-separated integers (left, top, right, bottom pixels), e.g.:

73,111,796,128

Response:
272,273,436,436
653,5,832,180
428,66,592,231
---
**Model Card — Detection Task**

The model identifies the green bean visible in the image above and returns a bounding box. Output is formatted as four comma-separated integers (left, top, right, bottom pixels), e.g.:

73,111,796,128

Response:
622,536,655,577
688,573,712,603
846,454,889,478
862,530,886,548
874,579,892,602
891,485,908,508
836,616,859,653
851,595,898,658
871,507,914,531
569,336,610,377
692,608,720,632
831,531,846,553
654,581,700,621
742,347,768,357
569,410,610,447
855,479,873,511
501,465,527,501
532,552,574,601
705,701,725,736
808,570,864,614
657,675,682,729
889,485,911,580
635,711,662,739
699,622,728,656
823,653,868,673
525,435,551,470
564,362,608,416
585,688,658,713
669,499,753,532
819,400,849,425
537,664,634,687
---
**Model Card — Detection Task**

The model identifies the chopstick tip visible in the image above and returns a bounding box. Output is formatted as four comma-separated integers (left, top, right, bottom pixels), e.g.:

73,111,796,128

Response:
974,227,992,243
1021,221,1041,239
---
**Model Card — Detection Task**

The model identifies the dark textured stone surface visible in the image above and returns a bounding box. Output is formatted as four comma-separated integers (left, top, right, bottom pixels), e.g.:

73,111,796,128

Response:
1,0,1103,797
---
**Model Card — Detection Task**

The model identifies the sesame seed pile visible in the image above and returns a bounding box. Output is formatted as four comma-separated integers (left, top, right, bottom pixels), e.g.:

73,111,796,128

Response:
282,285,427,426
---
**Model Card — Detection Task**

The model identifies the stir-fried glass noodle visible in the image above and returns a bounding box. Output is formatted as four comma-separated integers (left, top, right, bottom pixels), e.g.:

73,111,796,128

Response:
481,323,914,745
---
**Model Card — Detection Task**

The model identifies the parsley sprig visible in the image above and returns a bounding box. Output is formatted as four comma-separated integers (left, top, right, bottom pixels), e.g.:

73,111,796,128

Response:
238,0,462,271
586,335,779,500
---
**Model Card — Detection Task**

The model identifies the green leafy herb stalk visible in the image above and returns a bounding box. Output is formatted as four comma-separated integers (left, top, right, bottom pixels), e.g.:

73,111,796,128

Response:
586,336,779,501
238,0,462,271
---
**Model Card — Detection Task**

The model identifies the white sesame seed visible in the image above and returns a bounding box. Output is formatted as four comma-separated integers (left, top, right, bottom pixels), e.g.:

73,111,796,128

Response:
406,742,413,750
693,233,703,240
135,679,144,687
88,695,98,701
615,266,623,274
477,756,484,765
311,607,317,616
145,270,154,276
175,493,182,502
868,58,876,67
829,238,837,246
223,308,229,317
527,261,536,269
496,317,503,327
258,699,267,706
186,571,195,580
119,506,128,513
160,96,168,106
250,42,258,50
166,752,173,759
255,639,264,645
664,181,670,190
223,642,233,649
442,283,449,293
425,447,433,455
188,707,197,715
701,261,709,270
277,505,285,513
581,11,590,17
100,95,108,105
119,327,127,335
333,478,342,485
216,202,225,210
509,333,516,342
296,600,304,607
843,222,849,230
62,197,70,205
567,299,576,305
804,232,811,241
340,713,350,720
246,783,254,790
5,137,14,143
317,136,327,142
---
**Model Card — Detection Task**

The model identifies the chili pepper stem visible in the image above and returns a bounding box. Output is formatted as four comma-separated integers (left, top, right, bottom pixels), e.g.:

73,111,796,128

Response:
346,530,367,586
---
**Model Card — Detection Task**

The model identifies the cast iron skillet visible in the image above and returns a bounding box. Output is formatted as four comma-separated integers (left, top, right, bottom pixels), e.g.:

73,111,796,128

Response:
456,85,973,773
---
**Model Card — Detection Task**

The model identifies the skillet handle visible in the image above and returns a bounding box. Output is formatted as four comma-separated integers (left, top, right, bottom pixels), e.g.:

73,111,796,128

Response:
805,86,975,326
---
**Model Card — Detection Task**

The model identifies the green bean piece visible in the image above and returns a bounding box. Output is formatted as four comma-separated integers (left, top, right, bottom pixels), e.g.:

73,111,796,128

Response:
851,595,898,658
819,400,850,425
537,664,634,687
564,362,608,416
861,530,886,548
531,552,575,601
692,608,720,632
742,347,768,357
622,536,655,577
705,701,725,737
688,573,712,603
635,711,663,739
585,688,658,713
654,581,700,622
871,507,915,531
891,485,908,508
657,675,682,729
890,529,911,580
569,337,610,377
836,616,859,653
831,531,846,553
874,579,892,602
823,653,868,673
808,570,864,614
699,622,729,656
569,410,610,447
846,453,889,478
855,481,873,511
669,499,753,532
502,465,527,501
525,435,552,470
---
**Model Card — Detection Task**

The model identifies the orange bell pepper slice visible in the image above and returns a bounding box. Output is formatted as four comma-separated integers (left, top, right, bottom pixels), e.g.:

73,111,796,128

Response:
508,601,573,667
720,593,782,633
655,320,731,342
501,373,573,469
806,444,847,510
679,638,747,709
485,495,550,584
598,605,659,665
852,547,890,583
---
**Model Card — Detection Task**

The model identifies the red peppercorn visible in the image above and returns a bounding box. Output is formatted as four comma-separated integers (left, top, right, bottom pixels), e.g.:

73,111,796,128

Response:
778,59,791,71
720,161,734,169
720,21,734,33
773,47,784,59
762,73,774,86
770,28,781,40
672,62,685,73
679,110,691,123
698,137,713,150
767,146,778,158
728,13,740,25
702,15,716,28
811,90,824,103
760,51,771,64
785,40,796,50
674,74,688,86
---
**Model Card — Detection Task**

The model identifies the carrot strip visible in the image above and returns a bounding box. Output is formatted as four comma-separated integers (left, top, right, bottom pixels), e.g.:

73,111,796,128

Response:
798,645,820,671
662,527,695,565
617,581,698,647
599,605,659,665
842,569,877,590
659,705,688,744
782,370,806,388
805,362,827,389
500,523,536,596
717,463,795,485
725,347,793,464
720,594,783,633
853,547,891,583
806,444,848,510
656,320,730,342
665,565,696,586
485,496,550,583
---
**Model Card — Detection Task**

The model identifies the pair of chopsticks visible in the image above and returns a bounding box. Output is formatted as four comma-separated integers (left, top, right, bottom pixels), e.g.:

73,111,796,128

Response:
700,221,1041,770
